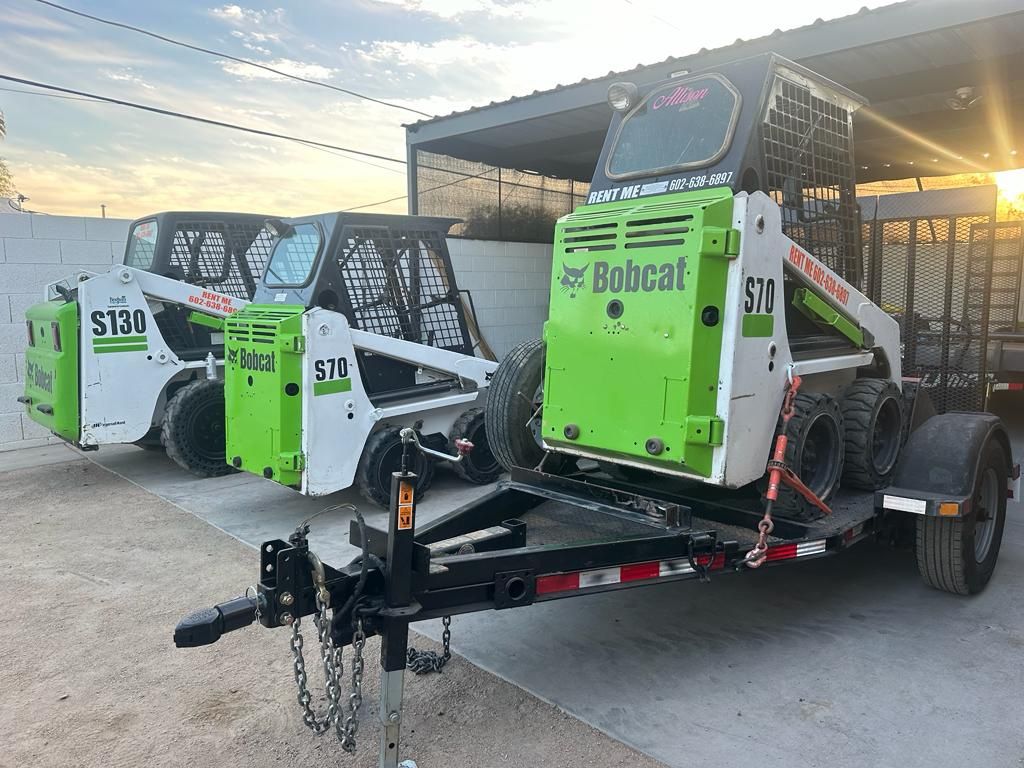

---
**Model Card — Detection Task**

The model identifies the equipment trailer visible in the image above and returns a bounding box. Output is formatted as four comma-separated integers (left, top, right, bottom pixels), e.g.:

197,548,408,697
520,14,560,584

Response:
174,54,1017,765
176,402,1014,766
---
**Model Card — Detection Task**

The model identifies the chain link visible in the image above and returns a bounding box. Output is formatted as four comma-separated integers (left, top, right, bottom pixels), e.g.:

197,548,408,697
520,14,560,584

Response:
289,590,342,733
338,618,366,753
406,615,452,675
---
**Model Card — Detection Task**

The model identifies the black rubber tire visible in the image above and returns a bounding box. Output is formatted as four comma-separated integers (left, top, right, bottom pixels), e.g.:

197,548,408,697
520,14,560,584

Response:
485,338,572,473
356,426,435,508
840,378,905,490
759,392,845,522
161,379,233,477
916,440,1008,595
448,408,503,484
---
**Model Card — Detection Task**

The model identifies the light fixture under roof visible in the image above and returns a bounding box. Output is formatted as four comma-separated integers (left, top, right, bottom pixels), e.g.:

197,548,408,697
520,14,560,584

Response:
947,86,982,111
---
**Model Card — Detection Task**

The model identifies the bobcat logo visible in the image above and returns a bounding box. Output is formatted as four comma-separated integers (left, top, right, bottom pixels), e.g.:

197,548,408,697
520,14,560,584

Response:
559,262,589,298
227,347,238,364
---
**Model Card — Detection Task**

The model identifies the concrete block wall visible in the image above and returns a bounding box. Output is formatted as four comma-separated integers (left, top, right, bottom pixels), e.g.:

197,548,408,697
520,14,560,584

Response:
448,237,553,359
0,209,131,452
0,209,554,452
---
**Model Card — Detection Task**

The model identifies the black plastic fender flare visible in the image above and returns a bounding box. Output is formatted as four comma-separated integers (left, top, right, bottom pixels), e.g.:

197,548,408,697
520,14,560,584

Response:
878,412,1012,516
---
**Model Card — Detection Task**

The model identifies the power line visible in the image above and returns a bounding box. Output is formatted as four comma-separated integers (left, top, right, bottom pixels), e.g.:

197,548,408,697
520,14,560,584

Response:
0,74,408,166
32,0,433,119
0,85,102,103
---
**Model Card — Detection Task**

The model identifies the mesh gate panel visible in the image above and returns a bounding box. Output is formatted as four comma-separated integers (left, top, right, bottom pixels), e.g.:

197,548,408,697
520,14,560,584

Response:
762,78,861,288
168,220,273,300
863,213,996,413
339,226,472,354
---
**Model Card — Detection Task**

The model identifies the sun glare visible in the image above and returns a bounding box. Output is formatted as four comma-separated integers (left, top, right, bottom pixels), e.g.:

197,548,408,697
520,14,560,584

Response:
995,169,1024,204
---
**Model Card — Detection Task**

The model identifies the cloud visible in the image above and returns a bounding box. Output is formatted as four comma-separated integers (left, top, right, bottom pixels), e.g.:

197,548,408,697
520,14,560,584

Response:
210,4,286,26
103,69,155,91
218,57,336,81
367,0,532,20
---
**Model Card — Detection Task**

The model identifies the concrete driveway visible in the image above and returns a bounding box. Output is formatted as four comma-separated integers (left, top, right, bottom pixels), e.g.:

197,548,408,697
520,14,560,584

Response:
14,395,1024,768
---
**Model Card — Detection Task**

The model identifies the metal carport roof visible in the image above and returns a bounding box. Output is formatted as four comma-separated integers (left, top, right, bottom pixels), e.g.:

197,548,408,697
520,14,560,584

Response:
405,0,1024,185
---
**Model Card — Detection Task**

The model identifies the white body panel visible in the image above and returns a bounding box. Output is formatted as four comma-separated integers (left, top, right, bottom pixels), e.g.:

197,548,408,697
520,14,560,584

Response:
300,309,497,496
75,266,247,446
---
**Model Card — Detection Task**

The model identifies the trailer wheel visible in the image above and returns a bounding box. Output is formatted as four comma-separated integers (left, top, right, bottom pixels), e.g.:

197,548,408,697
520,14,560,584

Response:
485,339,572,474
161,379,233,477
761,392,844,522
916,440,1008,595
356,426,434,508
448,408,502,484
841,378,905,490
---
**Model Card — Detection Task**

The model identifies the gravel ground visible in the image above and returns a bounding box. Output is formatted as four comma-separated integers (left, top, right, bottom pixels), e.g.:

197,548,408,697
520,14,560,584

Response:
0,459,664,768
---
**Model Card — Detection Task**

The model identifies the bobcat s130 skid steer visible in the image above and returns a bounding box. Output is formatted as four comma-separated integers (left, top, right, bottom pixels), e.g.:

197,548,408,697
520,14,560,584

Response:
21,212,272,476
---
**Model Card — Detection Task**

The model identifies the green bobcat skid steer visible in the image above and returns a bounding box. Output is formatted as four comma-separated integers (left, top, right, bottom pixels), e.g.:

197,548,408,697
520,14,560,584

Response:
21,212,272,476
223,212,501,506
487,53,905,521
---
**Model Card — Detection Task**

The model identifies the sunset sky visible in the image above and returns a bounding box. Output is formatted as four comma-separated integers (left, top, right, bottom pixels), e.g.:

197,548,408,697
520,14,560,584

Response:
0,0,896,219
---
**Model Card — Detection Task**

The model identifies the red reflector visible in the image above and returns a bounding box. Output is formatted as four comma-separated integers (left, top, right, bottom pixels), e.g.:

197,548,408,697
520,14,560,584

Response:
620,562,660,582
766,543,799,561
536,573,579,595
50,322,62,352
692,552,726,569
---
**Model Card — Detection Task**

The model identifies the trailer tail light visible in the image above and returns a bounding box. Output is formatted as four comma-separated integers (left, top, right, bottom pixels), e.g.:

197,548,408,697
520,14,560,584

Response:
50,322,62,352
26,321,34,347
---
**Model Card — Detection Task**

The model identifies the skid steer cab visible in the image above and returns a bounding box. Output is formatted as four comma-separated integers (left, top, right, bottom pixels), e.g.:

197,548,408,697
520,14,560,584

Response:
20,212,273,476
224,212,500,505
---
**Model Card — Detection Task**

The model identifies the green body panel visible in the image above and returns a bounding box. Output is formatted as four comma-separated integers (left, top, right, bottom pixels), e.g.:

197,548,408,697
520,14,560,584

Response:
224,304,306,486
24,300,80,442
542,187,737,477
792,288,865,347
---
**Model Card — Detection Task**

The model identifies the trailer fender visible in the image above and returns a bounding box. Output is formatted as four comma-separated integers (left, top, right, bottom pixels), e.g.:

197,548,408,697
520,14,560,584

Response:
877,412,1013,518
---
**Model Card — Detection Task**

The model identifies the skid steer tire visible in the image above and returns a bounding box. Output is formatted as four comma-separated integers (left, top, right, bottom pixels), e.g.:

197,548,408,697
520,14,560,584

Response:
759,392,844,523
916,440,1008,595
840,378,904,490
485,339,572,474
356,426,434,508
448,408,503,484
161,379,233,478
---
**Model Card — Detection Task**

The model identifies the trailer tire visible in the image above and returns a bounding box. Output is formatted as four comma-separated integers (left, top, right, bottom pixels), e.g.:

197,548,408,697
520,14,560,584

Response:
357,426,434,508
916,440,1008,595
759,392,844,522
161,379,233,477
485,338,572,474
449,408,503,484
841,378,904,490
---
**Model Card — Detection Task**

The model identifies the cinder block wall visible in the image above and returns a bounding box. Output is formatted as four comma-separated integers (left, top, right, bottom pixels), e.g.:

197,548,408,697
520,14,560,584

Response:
0,209,553,452
0,208,131,451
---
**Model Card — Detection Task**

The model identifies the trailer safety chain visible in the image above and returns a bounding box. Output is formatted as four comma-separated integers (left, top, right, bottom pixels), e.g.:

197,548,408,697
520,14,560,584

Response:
406,616,452,674
285,504,371,753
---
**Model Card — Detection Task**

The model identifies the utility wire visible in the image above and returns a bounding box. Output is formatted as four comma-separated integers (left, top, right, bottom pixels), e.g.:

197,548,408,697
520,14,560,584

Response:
0,74,408,165
32,0,433,119
0,85,102,103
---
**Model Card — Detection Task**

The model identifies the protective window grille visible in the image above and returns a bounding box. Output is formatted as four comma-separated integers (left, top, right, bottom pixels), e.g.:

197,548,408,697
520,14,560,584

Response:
338,227,471,353
859,212,1024,413
762,78,861,288
168,221,274,299
415,150,590,243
